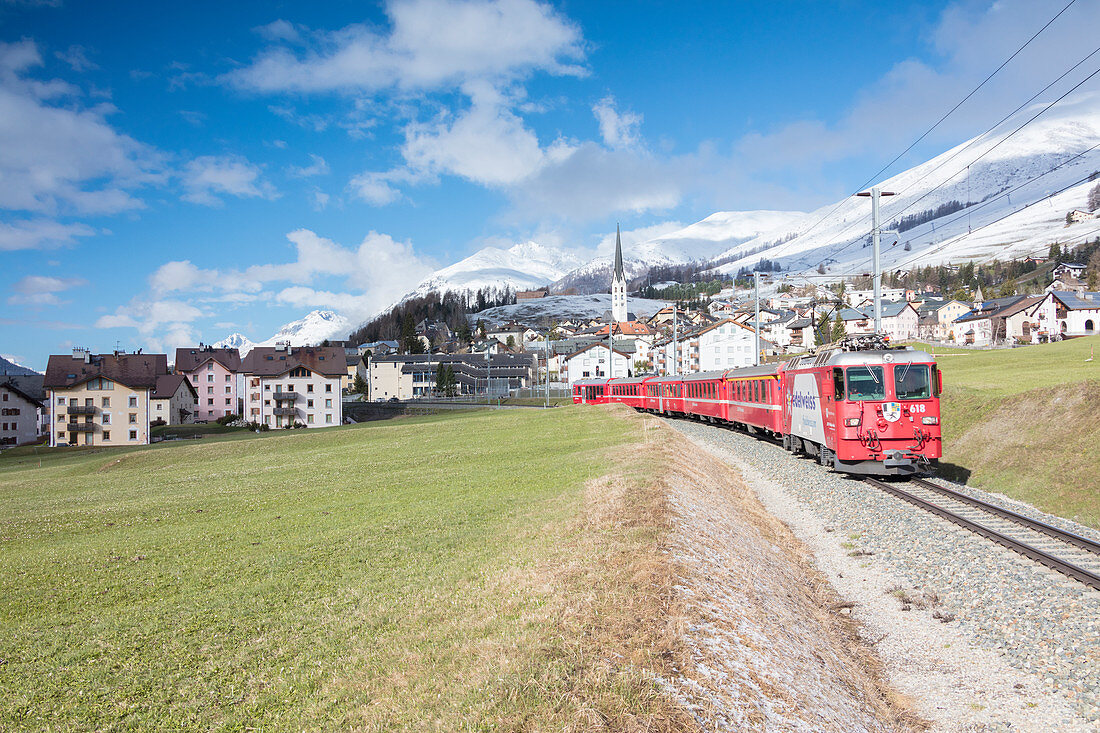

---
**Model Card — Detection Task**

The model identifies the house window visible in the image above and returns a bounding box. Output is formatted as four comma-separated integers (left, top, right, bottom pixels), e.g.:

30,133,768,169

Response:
225,386,231,394
325,399,332,408
307,399,314,408
88,378,114,390
207,363,214,371
1,394,5,402
156,403,162,411
325,384,332,393
128,413,137,424
225,375,231,382
129,430,137,440
58,431,65,439
307,414,314,424
208,398,214,405
208,374,214,382
307,384,314,393
325,414,332,423
58,397,66,405
103,431,110,441
225,398,231,406
128,396,137,408
192,375,198,382
102,397,110,408
264,384,270,391
102,414,111,424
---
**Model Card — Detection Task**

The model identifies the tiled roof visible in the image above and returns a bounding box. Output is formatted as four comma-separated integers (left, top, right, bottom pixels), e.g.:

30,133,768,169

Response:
1049,291,1100,310
174,346,242,373
240,346,347,377
152,373,196,400
0,373,45,402
44,352,168,390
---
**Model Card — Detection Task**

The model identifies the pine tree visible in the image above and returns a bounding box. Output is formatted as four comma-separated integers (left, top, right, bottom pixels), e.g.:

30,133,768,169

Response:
434,363,445,394
476,319,486,339
1088,182,1100,212
831,313,846,342
457,320,472,344
352,372,367,395
1049,242,1062,260
444,365,457,397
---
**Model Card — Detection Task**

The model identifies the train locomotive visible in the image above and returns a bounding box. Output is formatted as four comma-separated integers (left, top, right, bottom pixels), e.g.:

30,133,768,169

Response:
572,336,942,476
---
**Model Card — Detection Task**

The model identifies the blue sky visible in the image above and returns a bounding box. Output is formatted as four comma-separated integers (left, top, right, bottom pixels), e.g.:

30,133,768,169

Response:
2,0,1097,369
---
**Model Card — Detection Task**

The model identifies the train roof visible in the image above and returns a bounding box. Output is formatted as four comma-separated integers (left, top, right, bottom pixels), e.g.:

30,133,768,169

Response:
786,347,935,370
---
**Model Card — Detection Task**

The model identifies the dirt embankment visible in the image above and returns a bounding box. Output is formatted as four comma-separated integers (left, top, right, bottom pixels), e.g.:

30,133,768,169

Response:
943,380,1100,527
571,406,920,731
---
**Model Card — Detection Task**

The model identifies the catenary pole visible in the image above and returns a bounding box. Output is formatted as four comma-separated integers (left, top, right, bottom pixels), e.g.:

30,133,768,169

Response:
672,303,678,376
857,187,896,335
754,271,761,366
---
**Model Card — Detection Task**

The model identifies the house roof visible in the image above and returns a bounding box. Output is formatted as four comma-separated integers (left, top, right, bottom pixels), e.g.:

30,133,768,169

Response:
0,373,45,403
174,346,241,373
954,296,1028,323
837,301,917,321
563,342,633,361
594,321,653,336
240,346,347,377
152,373,197,400
0,376,45,407
44,352,168,390
1047,290,1100,310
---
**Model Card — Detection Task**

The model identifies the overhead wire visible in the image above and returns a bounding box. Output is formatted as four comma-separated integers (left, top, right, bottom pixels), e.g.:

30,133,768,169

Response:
737,0,1081,271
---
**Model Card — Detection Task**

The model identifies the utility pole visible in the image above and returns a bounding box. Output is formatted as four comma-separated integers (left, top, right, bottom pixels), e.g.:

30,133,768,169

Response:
672,303,678,376
857,186,896,335
544,332,550,408
754,272,761,366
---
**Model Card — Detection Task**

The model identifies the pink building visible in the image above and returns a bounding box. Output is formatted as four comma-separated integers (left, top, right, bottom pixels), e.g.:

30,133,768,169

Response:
174,346,242,421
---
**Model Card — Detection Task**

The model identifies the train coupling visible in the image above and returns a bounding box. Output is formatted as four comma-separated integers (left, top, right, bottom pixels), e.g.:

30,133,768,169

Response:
883,450,921,476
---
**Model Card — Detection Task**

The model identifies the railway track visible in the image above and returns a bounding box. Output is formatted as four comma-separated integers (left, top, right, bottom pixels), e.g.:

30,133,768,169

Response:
865,476,1100,591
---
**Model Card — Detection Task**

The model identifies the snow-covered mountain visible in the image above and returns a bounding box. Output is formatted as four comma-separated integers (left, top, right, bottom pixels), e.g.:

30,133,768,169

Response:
214,310,350,354
709,91,1100,278
550,210,808,293
212,333,256,354
408,241,585,299
0,354,39,376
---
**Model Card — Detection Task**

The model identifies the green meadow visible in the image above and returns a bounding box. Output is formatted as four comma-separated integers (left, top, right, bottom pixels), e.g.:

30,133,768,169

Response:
926,336,1100,527
0,407,674,730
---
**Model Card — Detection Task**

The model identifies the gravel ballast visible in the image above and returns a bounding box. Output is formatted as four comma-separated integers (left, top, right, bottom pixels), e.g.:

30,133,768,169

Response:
665,416,1100,731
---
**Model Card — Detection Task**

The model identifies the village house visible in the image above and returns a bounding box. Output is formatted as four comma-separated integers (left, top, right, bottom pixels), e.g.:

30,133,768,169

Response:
836,302,920,342
916,299,972,341
844,287,907,307
516,288,549,300
174,345,243,421
1052,262,1088,281
562,343,634,383
0,374,46,447
241,344,345,428
150,373,198,425
44,349,169,447
1066,210,1095,224
357,340,399,357
1025,290,1100,341
950,295,1028,346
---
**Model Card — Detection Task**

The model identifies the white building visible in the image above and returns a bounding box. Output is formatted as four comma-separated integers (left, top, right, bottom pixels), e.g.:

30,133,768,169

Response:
151,374,198,425
1026,290,1100,340
241,344,345,428
0,376,45,447
563,343,633,383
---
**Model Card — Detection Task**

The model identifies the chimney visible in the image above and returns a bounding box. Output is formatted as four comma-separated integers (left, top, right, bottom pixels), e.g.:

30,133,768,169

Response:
72,347,90,363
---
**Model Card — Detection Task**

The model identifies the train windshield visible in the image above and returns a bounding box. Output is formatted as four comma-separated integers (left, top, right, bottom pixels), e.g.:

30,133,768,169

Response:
846,366,885,400
894,364,931,400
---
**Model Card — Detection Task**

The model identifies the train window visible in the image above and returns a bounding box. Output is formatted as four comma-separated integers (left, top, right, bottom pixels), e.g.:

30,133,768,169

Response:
847,366,885,400
931,364,941,396
894,364,931,400
833,368,845,400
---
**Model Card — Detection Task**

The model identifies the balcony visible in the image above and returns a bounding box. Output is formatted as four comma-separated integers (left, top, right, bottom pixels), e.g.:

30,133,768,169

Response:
67,405,96,415
272,391,298,401
67,422,96,432
272,407,297,417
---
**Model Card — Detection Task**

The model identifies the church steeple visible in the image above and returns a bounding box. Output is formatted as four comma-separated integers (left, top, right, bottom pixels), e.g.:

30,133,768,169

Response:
611,224,627,323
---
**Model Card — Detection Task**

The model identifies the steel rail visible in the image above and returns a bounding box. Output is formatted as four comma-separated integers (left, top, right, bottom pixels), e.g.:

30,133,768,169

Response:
864,478,1100,591
911,477,1100,556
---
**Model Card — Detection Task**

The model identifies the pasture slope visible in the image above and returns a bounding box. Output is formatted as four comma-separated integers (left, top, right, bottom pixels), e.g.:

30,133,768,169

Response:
0,405,917,731
930,335,1100,528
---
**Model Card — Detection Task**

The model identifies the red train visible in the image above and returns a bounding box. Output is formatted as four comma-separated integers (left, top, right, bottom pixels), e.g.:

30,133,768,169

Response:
573,338,942,476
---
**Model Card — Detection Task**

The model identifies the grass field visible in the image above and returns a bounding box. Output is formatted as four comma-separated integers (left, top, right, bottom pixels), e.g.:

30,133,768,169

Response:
0,407,682,729
925,336,1100,527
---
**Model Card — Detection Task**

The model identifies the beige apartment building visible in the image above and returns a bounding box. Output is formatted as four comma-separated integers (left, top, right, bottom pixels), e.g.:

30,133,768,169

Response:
44,349,168,447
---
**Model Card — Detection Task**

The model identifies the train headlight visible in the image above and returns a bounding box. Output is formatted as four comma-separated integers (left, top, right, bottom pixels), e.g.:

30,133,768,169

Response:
844,418,860,427
921,416,939,425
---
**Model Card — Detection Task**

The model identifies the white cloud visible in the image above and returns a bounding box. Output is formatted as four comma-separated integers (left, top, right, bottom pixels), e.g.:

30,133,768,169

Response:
0,40,161,216
225,0,584,94
0,218,95,250
181,155,278,206
310,190,330,210
593,221,686,257
55,45,98,72
592,96,641,150
95,298,205,352
286,153,330,177
254,19,304,44
7,274,87,305
145,229,436,329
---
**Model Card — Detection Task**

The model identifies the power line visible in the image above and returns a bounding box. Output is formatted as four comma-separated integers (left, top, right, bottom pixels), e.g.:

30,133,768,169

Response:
801,46,1100,274
739,0,1080,269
